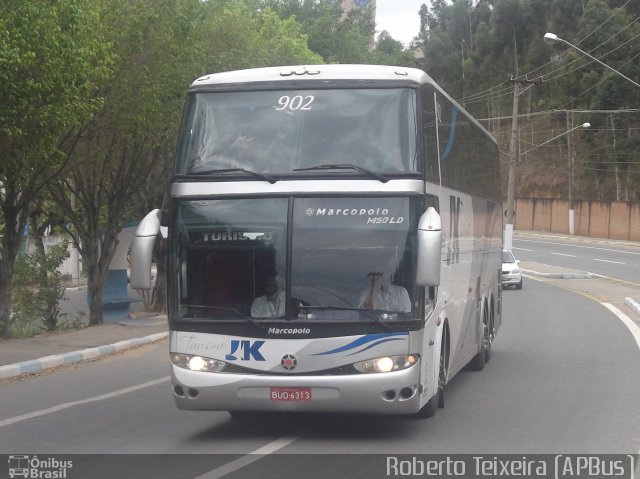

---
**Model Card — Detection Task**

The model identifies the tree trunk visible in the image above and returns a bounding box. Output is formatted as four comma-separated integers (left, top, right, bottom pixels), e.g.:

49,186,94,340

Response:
84,224,120,326
0,262,14,338
88,270,105,326
0,200,25,338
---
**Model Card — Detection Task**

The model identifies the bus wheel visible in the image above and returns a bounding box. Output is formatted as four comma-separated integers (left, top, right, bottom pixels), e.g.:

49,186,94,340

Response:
470,305,490,371
437,340,446,409
484,305,494,364
416,331,447,418
417,393,438,418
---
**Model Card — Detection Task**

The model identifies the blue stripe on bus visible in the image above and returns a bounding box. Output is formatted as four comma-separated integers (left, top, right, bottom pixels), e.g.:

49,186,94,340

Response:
440,106,459,161
312,332,408,356
345,338,407,356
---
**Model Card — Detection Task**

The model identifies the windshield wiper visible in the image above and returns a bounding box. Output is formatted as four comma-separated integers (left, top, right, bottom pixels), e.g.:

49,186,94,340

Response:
184,305,267,330
293,164,388,183
302,306,391,330
178,168,277,184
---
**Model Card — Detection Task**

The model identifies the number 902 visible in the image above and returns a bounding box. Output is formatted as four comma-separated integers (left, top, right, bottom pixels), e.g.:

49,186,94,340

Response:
276,95,314,111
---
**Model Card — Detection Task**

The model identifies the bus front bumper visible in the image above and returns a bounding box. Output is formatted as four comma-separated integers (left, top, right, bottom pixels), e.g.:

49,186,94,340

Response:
170,362,424,415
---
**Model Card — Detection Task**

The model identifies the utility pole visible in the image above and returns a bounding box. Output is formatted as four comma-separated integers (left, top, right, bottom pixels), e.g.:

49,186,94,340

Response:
504,80,519,252
504,74,542,251
566,111,574,235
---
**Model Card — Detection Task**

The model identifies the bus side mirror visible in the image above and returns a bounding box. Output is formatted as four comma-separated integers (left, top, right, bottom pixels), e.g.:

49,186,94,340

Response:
416,207,442,287
130,209,161,290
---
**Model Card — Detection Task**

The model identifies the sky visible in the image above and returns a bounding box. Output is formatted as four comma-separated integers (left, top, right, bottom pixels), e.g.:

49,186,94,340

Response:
375,0,426,47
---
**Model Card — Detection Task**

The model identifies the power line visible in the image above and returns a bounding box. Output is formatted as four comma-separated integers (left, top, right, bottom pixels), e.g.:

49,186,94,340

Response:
521,0,636,79
477,108,640,122
456,4,638,105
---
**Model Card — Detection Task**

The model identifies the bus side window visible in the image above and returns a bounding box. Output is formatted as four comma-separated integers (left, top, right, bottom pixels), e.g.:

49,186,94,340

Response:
421,86,439,183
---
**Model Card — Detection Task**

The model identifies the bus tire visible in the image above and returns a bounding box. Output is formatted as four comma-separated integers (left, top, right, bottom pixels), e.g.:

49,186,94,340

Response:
416,328,447,418
469,303,490,371
417,394,438,418
484,304,494,364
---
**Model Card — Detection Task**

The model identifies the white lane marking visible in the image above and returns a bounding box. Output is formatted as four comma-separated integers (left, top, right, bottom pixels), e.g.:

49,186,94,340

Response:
593,259,626,265
601,303,640,351
512,247,533,252
516,239,640,256
601,305,640,460
0,377,170,428
550,252,576,257
195,435,301,479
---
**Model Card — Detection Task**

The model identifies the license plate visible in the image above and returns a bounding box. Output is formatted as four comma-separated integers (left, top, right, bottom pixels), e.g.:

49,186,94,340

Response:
270,387,312,401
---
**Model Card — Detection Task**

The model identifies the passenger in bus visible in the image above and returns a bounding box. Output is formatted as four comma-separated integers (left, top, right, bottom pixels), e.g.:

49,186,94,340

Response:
251,276,286,318
359,270,411,313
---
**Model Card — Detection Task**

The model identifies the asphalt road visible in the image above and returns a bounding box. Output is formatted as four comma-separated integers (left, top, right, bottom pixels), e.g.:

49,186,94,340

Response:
513,233,640,283
1,278,639,478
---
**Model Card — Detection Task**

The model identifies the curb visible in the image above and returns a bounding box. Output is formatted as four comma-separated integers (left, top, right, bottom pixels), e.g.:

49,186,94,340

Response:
521,269,594,280
626,297,640,316
0,332,169,380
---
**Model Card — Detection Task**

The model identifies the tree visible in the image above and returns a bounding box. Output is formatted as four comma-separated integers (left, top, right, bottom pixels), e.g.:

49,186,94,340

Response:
46,0,204,326
373,31,419,67
45,0,323,326
261,0,374,63
0,0,112,337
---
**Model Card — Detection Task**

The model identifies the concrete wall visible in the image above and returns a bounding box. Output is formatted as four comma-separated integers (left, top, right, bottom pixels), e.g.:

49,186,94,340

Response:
515,198,640,241
25,226,138,278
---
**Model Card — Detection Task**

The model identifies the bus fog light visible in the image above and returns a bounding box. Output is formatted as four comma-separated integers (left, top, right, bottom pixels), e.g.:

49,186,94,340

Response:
171,353,227,373
353,354,419,373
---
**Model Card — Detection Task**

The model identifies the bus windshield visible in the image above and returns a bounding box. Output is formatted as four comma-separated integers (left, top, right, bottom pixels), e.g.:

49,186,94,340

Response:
175,88,419,176
172,197,421,322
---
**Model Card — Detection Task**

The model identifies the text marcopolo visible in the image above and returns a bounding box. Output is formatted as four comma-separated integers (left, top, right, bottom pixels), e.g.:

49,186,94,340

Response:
308,207,391,217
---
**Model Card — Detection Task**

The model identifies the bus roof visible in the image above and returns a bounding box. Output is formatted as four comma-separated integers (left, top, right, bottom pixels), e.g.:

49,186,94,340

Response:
189,64,495,143
190,64,432,88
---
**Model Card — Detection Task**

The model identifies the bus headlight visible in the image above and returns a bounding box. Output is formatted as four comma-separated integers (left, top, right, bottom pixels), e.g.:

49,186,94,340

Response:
171,353,227,373
353,354,419,374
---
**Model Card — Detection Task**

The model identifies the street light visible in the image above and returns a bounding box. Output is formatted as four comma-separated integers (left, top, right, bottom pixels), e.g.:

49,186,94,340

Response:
503,122,590,252
519,122,590,156
543,33,640,88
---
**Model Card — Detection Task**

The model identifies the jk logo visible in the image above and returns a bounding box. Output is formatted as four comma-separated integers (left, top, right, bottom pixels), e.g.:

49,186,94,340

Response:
225,340,266,361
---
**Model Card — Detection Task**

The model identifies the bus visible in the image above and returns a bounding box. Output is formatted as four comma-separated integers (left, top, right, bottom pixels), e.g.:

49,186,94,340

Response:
131,64,503,418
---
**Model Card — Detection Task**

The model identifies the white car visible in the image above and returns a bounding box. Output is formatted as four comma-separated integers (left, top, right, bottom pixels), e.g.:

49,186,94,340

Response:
502,249,523,289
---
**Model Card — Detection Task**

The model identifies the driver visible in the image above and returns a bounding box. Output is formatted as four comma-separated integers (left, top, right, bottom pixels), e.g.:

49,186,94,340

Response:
251,276,286,318
359,270,411,313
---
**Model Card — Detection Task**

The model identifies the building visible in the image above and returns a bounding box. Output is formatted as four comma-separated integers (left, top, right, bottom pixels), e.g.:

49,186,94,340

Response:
339,0,377,47
340,0,376,12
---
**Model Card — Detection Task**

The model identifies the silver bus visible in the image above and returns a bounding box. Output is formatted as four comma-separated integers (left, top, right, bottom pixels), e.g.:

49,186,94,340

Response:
131,64,503,417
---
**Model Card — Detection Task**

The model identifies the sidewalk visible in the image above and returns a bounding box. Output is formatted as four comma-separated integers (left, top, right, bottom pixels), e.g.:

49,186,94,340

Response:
0,313,168,379
1,258,639,380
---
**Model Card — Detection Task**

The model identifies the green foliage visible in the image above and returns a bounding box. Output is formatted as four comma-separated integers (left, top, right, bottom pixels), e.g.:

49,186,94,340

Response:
373,31,419,67
11,241,70,335
0,0,112,171
260,0,375,64
3,0,638,330
415,0,640,201
0,0,114,337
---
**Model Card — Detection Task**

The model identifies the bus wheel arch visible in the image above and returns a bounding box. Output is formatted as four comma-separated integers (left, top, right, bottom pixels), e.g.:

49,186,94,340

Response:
486,295,496,363
469,299,491,371
438,320,450,408
416,319,449,418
